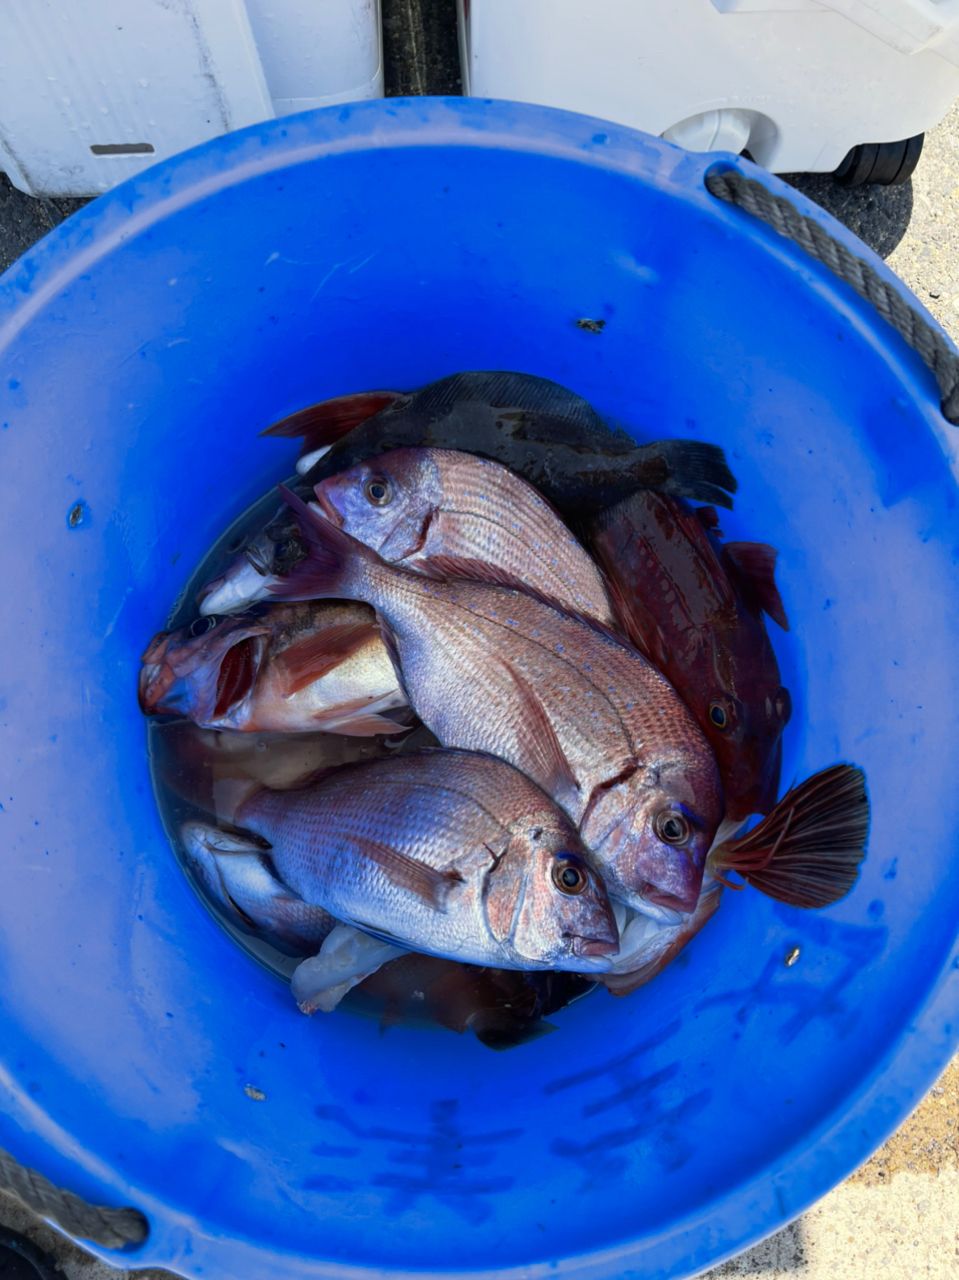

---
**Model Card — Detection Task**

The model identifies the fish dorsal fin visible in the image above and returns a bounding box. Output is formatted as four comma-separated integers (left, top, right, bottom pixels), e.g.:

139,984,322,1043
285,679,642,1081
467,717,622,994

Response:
354,834,466,910
277,621,380,694
410,370,598,426
499,658,580,804
262,391,405,452
724,542,789,630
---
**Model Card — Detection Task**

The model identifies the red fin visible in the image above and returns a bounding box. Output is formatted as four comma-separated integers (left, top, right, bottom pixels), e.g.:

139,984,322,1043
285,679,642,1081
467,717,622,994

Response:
709,764,869,908
278,622,379,694
602,570,670,664
500,658,580,803
262,391,404,451
356,835,465,909
268,486,374,601
694,505,721,532
725,542,789,630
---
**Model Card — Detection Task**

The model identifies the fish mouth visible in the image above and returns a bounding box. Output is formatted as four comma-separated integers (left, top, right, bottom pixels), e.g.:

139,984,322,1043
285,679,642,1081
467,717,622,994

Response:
198,560,274,616
644,886,699,916
138,660,166,713
311,486,343,527
139,667,192,717
570,934,619,959
138,634,178,714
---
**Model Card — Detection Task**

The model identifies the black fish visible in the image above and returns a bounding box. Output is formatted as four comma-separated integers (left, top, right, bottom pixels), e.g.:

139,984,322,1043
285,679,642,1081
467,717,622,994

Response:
268,370,737,514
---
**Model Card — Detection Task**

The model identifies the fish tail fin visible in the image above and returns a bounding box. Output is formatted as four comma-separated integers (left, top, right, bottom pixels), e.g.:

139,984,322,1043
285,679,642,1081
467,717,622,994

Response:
267,486,379,602
708,765,869,908
637,440,738,509
262,391,404,473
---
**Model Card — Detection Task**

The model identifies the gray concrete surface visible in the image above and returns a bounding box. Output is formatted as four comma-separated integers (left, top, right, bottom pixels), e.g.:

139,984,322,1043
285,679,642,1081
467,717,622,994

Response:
0,2,957,1277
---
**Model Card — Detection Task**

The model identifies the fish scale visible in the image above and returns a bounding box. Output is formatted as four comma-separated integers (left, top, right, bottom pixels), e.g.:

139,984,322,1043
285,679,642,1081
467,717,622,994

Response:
383,584,677,811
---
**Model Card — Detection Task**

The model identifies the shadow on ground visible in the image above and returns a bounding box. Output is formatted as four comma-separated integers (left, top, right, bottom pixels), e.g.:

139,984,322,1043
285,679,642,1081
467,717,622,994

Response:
784,173,914,258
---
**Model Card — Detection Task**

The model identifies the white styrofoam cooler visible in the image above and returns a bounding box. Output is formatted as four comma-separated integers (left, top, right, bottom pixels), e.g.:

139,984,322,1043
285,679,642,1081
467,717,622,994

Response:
0,0,383,197
459,0,959,174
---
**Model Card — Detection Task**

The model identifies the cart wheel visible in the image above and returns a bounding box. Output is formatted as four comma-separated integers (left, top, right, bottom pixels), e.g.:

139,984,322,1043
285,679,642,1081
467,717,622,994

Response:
0,1229,63,1280
834,135,923,186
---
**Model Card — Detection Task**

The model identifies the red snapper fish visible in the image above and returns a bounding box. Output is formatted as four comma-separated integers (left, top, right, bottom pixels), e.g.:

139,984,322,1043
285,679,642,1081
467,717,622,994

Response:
310,447,615,622
187,749,619,972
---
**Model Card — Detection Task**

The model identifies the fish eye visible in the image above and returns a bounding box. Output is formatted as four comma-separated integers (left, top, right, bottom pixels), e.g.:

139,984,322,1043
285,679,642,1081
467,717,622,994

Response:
364,477,392,506
551,856,588,896
189,616,218,637
655,811,690,845
708,701,729,730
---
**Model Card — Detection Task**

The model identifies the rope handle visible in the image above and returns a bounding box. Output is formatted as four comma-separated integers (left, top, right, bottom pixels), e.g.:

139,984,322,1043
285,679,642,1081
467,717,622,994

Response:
0,1145,147,1250
704,169,959,425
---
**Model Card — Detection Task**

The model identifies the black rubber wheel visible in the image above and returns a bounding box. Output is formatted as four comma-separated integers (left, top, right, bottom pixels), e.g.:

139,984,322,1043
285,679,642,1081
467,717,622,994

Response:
0,1230,63,1280
834,134,924,186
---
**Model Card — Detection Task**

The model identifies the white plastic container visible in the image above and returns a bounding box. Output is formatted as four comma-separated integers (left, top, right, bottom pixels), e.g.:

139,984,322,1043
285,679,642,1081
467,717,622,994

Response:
0,0,383,197
459,0,959,176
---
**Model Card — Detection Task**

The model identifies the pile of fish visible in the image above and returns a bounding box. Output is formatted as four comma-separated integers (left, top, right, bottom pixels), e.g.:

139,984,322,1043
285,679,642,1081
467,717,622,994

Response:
140,371,870,1045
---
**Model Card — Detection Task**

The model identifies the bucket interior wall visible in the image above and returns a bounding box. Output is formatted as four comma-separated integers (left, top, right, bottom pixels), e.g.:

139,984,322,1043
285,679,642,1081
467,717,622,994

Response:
0,100,957,1279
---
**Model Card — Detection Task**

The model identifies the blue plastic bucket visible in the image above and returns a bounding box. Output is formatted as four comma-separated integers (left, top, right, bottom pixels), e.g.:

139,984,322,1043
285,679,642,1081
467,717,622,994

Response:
1,98,957,1280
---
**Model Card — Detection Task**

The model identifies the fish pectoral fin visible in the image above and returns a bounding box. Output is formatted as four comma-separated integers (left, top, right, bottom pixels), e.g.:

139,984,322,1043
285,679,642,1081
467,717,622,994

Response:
637,439,738,509
354,835,466,910
694,504,722,533
262,391,404,457
413,552,539,594
500,658,580,803
603,569,671,664
308,693,411,737
708,764,869,908
277,621,382,693
724,541,789,630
